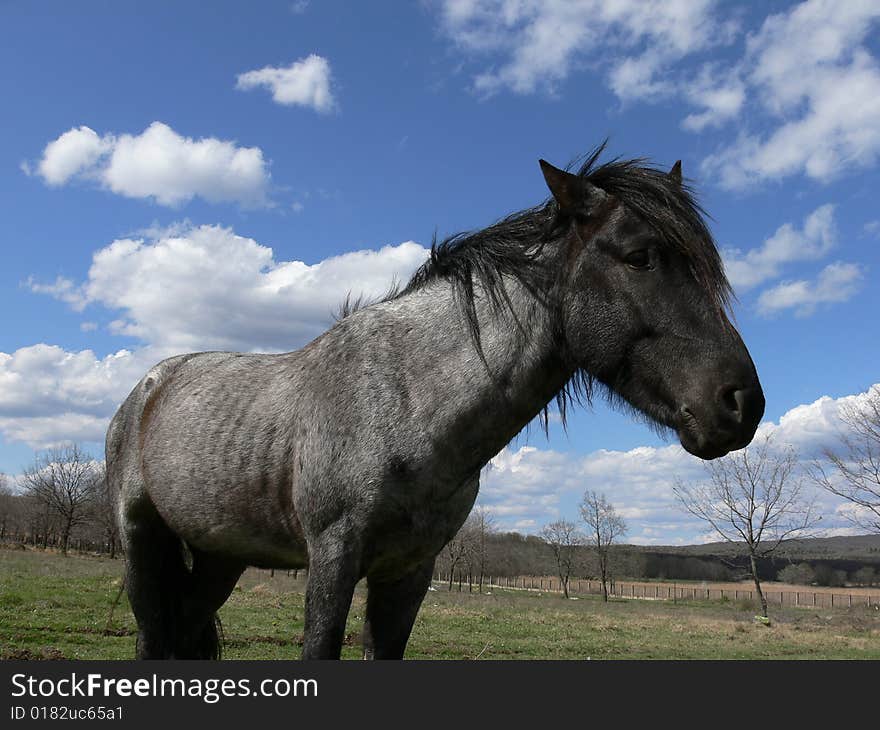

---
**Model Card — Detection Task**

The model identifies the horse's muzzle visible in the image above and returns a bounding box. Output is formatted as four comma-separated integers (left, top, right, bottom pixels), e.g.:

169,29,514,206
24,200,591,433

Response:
676,381,765,460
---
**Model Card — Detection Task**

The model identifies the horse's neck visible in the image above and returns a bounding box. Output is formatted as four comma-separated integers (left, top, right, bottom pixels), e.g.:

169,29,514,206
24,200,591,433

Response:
384,278,572,472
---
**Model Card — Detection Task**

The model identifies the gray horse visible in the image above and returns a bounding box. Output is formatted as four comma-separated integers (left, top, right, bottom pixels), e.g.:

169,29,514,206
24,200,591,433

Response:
107,147,764,659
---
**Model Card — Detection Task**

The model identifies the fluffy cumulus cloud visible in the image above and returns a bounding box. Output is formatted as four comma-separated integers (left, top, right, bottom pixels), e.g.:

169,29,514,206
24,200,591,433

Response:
482,441,705,543
481,446,584,529
756,262,864,317
478,385,880,542
26,122,270,207
437,0,733,98
236,55,336,112
8,226,428,448
0,345,151,448
700,0,880,187
29,224,429,353
33,126,113,186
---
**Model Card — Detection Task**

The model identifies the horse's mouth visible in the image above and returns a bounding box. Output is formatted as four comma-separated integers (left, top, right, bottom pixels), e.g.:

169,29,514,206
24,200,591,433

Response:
675,407,743,460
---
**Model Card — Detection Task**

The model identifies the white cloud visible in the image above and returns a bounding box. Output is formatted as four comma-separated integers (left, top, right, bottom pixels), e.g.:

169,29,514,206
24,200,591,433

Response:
701,1,880,187
721,205,863,318
437,0,732,98
29,224,428,353
681,65,746,131
0,345,150,448
26,275,88,311
28,122,271,207
31,126,113,186
481,441,704,536
438,2,880,188
722,204,837,291
478,384,880,540
863,220,880,237
756,261,864,317
754,386,880,455
12,227,429,449
236,55,336,113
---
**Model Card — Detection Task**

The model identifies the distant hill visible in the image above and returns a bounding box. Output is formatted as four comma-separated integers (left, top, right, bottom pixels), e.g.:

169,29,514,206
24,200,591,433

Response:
641,534,880,561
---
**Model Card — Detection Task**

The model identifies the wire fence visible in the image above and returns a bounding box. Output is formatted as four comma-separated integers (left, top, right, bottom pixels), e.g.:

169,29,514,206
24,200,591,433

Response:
436,573,880,609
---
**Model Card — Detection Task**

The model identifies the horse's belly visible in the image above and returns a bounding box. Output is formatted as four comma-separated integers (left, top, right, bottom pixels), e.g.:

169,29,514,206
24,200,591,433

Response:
145,467,308,569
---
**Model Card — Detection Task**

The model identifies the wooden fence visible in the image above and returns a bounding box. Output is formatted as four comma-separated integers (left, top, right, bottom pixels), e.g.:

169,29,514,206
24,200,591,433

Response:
435,573,880,609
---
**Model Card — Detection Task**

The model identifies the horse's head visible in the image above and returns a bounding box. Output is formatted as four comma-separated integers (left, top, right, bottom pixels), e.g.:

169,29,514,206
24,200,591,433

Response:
541,155,764,460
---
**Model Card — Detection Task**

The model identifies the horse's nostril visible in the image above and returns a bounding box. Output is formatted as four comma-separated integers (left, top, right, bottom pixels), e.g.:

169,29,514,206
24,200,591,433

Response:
733,389,749,421
720,386,741,421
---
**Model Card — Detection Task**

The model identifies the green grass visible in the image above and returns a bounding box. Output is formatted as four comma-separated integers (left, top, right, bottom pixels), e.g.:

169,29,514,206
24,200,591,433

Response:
2,547,879,659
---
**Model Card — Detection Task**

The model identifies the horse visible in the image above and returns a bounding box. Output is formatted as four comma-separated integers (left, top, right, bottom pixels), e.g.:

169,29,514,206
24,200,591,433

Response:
106,145,765,660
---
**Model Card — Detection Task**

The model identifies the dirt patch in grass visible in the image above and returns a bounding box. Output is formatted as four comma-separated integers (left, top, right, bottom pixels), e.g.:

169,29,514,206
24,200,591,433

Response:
0,646,68,660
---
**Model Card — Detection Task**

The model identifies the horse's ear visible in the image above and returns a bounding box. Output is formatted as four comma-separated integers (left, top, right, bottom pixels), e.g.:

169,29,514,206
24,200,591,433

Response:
540,159,586,214
669,160,682,185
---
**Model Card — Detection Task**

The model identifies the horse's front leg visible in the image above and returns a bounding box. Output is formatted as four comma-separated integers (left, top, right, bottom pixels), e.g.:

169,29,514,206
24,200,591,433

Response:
301,530,361,660
362,558,435,660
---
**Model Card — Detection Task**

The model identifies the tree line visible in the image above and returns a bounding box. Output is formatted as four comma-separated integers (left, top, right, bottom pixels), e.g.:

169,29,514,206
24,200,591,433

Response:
0,445,118,557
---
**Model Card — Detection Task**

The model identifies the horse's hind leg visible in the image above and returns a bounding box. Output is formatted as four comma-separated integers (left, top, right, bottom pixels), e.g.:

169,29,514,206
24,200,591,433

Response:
362,559,434,660
123,500,243,659
122,502,188,659
178,549,244,659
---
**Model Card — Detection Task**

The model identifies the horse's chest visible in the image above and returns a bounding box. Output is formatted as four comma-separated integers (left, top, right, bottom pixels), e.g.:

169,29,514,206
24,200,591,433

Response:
365,473,479,573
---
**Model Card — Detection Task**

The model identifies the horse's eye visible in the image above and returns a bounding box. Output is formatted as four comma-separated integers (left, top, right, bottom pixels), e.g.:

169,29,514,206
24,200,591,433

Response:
624,250,652,270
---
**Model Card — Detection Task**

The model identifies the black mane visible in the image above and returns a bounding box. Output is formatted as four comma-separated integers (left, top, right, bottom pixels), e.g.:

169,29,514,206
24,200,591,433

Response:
399,143,731,315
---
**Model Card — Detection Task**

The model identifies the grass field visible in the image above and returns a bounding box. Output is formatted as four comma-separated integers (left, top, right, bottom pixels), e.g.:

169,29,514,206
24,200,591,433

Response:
2,547,879,660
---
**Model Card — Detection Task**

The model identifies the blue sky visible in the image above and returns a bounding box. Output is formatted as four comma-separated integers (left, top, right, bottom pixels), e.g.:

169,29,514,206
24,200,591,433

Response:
2,0,879,543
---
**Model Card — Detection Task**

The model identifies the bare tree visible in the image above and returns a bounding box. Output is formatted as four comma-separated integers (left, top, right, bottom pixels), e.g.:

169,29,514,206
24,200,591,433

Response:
0,474,14,541
809,387,880,533
19,444,101,555
580,491,626,602
540,519,583,598
441,517,476,591
88,462,120,558
469,506,496,593
674,435,820,618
